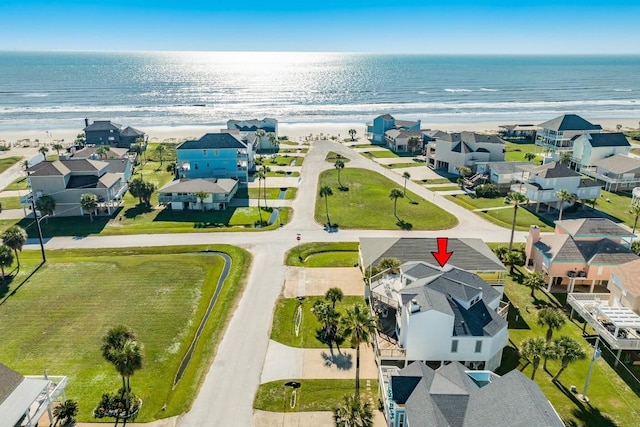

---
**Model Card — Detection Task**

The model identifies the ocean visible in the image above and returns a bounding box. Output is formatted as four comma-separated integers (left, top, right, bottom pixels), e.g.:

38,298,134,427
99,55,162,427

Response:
1,51,639,131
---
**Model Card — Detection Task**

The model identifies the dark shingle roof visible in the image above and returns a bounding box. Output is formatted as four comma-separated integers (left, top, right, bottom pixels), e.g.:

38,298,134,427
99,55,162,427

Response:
532,161,580,179
84,120,122,132
120,126,145,137
558,218,635,238
177,133,247,150
0,363,24,405
584,132,630,147
538,114,601,132
452,142,474,154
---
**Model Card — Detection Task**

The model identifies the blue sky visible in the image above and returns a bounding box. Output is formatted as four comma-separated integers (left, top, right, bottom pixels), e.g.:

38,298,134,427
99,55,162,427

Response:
1,1,638,53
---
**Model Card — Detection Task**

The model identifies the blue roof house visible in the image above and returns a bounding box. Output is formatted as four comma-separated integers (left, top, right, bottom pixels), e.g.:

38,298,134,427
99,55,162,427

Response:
176,132,256,182
367,114,421,143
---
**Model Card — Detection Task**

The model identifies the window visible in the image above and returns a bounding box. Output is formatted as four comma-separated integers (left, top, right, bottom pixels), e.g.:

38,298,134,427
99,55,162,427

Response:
214,150,220,156
451,340,458,353
194,163,199,170
397,412,405,427
203,149,207,156
475,340,482,353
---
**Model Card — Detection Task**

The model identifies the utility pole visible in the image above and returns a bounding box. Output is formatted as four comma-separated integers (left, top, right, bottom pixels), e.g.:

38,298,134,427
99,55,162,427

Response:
30,197,46,263
582,336,601,402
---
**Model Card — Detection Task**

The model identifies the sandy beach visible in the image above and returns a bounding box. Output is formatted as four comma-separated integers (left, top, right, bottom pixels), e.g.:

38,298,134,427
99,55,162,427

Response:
0,118,638,146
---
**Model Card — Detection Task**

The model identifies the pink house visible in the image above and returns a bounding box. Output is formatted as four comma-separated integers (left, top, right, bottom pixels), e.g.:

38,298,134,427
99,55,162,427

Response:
525,218,637,292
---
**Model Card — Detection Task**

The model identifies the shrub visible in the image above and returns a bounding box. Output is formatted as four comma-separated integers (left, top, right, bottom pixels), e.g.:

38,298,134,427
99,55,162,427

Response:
475,183,500,198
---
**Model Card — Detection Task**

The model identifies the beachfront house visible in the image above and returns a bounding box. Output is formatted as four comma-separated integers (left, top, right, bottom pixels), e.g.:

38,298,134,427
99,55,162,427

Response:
426,131,505,174
62,146,134,182
475,161,534,194
384,129,424,153
535,114,602,157
571,132,631,171
524,218,637,292
510,161,602,212
0,363,69,427
227,117,278,151
83,119,145,148
157,178,238,211
498,124,538,141
379,361,564,427
21,159,129,217
175,132,256,183
366,114,421,143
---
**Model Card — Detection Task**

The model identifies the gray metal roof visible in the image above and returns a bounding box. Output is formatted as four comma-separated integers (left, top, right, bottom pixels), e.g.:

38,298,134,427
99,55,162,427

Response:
460,132,503,144
177,133,247,150
359,237,506,272
538,114,602,132
120,126,145,137
0,364,49,426
158,178,238,194
531,162,580,179
557,218,635,238
593,154,640,175
486,161,533,175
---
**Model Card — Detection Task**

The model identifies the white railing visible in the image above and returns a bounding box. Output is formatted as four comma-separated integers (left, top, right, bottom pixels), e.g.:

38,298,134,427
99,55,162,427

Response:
498,301,510,319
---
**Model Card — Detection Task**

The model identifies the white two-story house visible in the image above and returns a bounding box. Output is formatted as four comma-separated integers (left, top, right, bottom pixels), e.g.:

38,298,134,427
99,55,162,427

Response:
571,132,631,171
535,114,602,157
427,131,505,174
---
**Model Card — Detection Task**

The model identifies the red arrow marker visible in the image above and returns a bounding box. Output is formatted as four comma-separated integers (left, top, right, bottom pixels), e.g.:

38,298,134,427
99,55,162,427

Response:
431,237,453,267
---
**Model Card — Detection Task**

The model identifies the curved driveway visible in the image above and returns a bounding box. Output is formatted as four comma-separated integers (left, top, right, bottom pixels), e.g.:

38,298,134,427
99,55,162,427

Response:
24,140,529,426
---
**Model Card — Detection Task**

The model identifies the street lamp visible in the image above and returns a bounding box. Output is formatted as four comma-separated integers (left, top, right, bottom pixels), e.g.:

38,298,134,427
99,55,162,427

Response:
296,234,301,261
581,336,601,402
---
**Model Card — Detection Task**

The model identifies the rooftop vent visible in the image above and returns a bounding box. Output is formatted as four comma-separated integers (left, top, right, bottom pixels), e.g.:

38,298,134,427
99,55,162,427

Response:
410,298,420,313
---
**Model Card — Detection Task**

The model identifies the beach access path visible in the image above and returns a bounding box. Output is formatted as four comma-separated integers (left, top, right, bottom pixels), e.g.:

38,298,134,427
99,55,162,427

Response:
18,139,530,427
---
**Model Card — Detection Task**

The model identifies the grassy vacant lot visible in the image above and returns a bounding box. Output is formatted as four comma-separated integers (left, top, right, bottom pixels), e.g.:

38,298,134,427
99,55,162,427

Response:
502,271,640,426
254,379,378,412
285,242,359,267
261,155,304,167
315,168,457,230
270,296,366,348
235,187,297,200
0,196,22,210
3,175,29,191
363,149,398,158
386,162,425,169
592,190,635,228
0,156,22,174
504,142,542,164
0,245,250,422
431,185,460,192
445,194,554,231
268,170,300,177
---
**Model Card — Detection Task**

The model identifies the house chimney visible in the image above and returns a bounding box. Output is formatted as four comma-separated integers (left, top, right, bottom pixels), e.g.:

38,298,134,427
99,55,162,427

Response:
529,225,541,244
410,298,420,313
84,117,89,128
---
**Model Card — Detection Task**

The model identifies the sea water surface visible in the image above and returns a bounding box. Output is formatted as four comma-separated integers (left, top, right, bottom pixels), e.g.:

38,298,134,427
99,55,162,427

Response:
0,51,639,131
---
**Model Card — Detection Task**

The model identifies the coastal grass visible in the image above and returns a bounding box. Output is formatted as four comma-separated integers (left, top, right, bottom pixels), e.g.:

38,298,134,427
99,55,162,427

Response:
270,296,366,348
254,379,378,412
591,190,635,228
501,270,640,427
3,176,29,191
504,142,542,164
0,156,22,174
0,196,22,210
262,155,304,167
285,242,359,267
315,168,457,230
236,187,297,200
0,245,251,422
325,152,351,163
363,150,398,158
267,170,300,177
431,185,461,192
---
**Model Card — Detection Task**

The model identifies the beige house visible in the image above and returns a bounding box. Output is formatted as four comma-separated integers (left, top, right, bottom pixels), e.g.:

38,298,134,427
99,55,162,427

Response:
22,159,128,217
158,178,238,211
383,129,423,153
580,154,640,192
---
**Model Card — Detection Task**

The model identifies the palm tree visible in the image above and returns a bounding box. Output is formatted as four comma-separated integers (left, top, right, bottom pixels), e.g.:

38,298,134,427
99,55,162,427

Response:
325,287,344,308
407,136,421,155
22,159,30,171
268,132,278,153
260,165,270,210
96,145,110,159
503,250,523,274
319,186,333,226
155,144,166,166
35,195,56,223
379,257,401,274
455,165,471,178
312,300,340,344
1,225,27,267
341,304,377,398
335,159,345,189
256,169,265,217
504,191,529,252
80,193,98,222
389,188,404,219
38,146,49,159
101,325,144,394
524,152,537,162
53,399,79,426
333,394,373,427
630,203,640,234
523,272,545,298
195,191,208,212
551,336,586,382
255,129,266,145
402,171,411,196
519,337,547,380
555,189,575,221
52,143,64,158
0,245,14,280
559,152,572,164
348,129,357,141
537,307,566,344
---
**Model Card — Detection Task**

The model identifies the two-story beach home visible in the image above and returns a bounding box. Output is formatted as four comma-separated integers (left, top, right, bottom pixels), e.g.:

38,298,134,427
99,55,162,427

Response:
510,161,602,212
579,154,640,192
524,218,637,292
62,146,134,182
227,117,278,151
83,119,145,148
366,114,421,143
426,132,505,174
498,123,538,140
384,129,424,153
157,178,238,211
369,261,508,371
475,161,534,194
176,132,256,183
22,159,129,217
535,114,601,156
379,361,564,427
571,132,631,171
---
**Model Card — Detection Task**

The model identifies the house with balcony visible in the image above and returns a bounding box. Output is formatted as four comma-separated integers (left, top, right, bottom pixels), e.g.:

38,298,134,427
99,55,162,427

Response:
571,132,631,171
524,219,637,292
157,178,238,211
384,129,424,153
475,161,534,194
568,258,640,365
379,361,564,427
369,261,508,371
83,119,145,148
510,161,602,212
579,154,640,192
535,114,601,157
0,363,69,427
176,132,256,183
227,117,278,151
62,146,134,182
21,159,129,217
426,131,505,174
498,123,537,141
366,114,421,143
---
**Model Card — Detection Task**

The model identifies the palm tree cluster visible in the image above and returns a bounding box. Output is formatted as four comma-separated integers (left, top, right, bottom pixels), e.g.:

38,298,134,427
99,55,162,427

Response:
555,189,577,221
312,288,344,345
0,225,27,279
493,245,525,274
80,193,98,222
128,178,156,206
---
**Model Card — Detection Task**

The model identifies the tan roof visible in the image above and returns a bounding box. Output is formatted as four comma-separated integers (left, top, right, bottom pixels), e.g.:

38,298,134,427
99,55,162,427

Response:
593,155,640,175
27,160,71,176
0,363,23,405
98,173,121,189
612,259,640,297
73,146,129,159
557,218,635,238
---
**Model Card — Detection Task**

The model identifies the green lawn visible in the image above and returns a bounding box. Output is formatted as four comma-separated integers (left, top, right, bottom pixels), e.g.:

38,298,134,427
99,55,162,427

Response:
285,242,359,267
0,245,251,422
592,190,635,228
0,196,23,210
502,271,640,426
353,144,374,148
254,379,378,412
145,142,177,163
235,187,297,200
325,152,351,163
315,168,458,230
3,176,29,191
280,148,309,154
0,156,22,174
363,150,398,159
431,185,461,192
504,142,542,164
270,296,366,348
267,170,300,177
385,162,426,169
262,155,304,167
